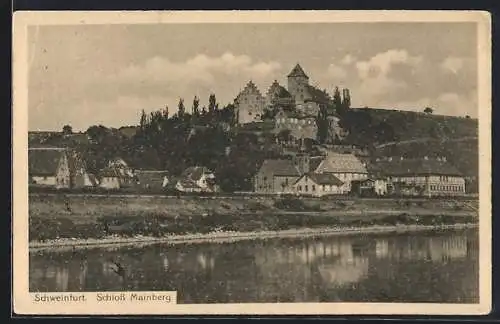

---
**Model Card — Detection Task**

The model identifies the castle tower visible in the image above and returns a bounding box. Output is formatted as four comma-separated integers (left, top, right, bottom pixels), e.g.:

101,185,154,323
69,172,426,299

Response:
287,63,310,105
234,80,266,124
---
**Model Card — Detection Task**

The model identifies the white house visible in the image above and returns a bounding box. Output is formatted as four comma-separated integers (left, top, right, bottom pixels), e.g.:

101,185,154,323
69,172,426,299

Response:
175,166,217,193
293,173,344,196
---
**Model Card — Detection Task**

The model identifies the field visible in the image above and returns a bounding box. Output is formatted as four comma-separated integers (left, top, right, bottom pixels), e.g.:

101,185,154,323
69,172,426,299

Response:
29,194,479,242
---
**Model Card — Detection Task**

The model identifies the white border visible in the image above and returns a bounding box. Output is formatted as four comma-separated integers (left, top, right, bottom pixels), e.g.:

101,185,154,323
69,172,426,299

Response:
12,10,492,315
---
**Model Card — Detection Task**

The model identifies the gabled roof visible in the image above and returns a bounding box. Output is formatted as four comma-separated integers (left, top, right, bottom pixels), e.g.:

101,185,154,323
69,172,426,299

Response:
314,152,368,174
371,158,463,177
287,64,309,79
299,173,344,186
309,156,324,173
267,80,293,99
28,148,66,176
257,159,301,177
100,167,121,178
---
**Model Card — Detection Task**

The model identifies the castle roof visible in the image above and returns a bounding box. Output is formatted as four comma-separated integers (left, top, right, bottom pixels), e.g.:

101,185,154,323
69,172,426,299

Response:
305,85,332,105
266,80,293,102
236,80,264,101
287,64,309,79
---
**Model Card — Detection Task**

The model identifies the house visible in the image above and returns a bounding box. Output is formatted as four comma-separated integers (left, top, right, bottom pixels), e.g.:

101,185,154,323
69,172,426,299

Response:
29,147,97,189
104,157,136,187
99,167,122,189
351,178,388,197
29,148,70,188
293,173,344,196
371,156,466,197
175,166,217,193
134,170,169,190
312,151,368,194
253,159,301,194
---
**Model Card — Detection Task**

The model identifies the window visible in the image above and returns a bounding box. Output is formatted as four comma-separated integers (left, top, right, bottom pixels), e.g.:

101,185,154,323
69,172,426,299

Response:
322,185,326,191
305,185,308,192
298,185,302,191
285,178,289,186
312,185,316,191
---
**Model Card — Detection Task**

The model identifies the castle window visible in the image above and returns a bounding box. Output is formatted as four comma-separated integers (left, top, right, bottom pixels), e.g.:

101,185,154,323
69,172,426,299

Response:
249,112,252,116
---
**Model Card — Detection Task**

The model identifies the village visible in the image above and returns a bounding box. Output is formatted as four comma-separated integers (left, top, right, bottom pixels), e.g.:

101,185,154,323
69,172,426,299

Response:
28,64,476,199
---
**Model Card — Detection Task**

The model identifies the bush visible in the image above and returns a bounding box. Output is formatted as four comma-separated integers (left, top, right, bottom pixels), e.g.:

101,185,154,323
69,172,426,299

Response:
274,197,308,211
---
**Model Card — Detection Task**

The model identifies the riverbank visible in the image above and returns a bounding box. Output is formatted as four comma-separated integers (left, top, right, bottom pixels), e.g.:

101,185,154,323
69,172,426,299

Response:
29,223,478,252
29,193,478,242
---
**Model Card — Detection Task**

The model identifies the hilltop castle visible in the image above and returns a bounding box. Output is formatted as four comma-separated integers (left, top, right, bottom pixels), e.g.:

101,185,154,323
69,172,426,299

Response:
234,63,350,124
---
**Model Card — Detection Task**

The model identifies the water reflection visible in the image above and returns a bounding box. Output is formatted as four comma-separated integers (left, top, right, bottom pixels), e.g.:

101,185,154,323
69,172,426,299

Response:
30,229,479,303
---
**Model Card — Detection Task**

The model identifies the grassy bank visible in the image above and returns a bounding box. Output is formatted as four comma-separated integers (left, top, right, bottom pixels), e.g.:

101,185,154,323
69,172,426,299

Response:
29,194,478,242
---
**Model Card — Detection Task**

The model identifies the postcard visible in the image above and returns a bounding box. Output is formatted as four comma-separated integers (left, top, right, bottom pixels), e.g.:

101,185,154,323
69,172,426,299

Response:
12,10,491,315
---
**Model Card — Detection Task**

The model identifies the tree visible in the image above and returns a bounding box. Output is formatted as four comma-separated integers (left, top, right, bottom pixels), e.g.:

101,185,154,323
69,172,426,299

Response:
316,104,329,144
341,88,351,110
332,86,342,111
208,94,217,114
192,96,200,116
139,110,148,129
177,98,185,117
465,115,471,119
62,124,73,135
424,107,434,114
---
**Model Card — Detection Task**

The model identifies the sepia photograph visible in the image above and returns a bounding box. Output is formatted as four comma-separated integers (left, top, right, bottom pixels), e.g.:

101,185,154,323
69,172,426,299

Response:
12,11,491,315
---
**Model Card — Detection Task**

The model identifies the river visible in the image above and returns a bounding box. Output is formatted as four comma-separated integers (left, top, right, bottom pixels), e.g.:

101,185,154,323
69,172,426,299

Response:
29,228,479,304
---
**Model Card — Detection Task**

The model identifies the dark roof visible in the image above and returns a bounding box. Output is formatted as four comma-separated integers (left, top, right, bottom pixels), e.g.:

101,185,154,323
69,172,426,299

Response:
309,156,324,172
276,85,292,98
28,148,66,176
258,159,301,177
304,173,343,186
288,64,309,79
372,158,463,177
305,85,332,105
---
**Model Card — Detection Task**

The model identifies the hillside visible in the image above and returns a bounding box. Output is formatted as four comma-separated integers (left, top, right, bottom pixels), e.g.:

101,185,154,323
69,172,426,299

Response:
340,108,478,147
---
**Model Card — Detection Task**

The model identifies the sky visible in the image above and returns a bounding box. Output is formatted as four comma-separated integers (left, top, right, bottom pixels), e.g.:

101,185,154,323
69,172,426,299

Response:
27,22,478,131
